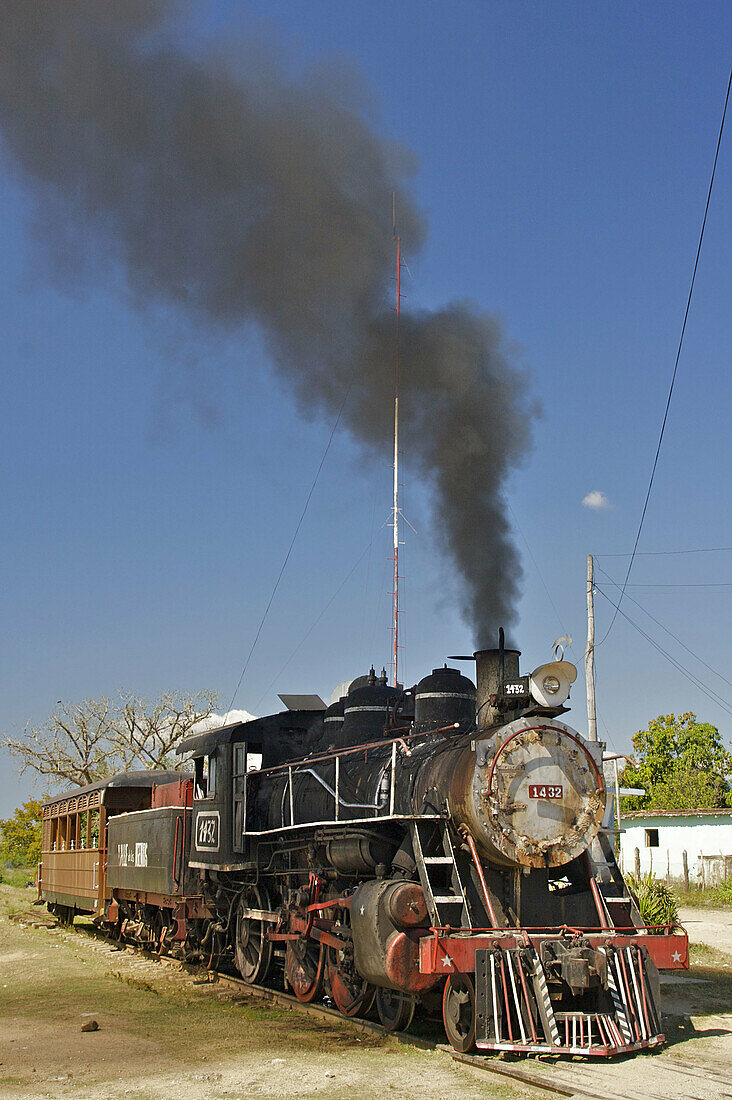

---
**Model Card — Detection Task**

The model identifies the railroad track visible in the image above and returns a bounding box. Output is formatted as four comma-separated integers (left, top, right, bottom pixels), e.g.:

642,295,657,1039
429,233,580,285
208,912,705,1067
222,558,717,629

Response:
56,920,732,1100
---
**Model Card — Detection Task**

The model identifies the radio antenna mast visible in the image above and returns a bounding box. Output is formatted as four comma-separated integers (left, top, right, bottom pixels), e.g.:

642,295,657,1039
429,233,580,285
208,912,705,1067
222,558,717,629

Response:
392,196,401,687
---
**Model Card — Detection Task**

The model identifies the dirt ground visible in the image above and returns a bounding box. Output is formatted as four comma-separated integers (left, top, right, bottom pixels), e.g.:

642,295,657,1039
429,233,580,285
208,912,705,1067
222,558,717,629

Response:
0,885,535,1100
677,905,732,957
1,885,731,1100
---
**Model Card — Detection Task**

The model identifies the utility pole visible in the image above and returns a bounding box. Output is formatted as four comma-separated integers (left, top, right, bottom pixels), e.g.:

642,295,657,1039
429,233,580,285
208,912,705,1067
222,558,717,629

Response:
585,553,598,741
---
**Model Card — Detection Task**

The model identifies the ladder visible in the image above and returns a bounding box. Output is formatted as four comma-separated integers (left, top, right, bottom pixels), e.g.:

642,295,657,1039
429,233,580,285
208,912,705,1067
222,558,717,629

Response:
410,820,472,929
591,831,643,929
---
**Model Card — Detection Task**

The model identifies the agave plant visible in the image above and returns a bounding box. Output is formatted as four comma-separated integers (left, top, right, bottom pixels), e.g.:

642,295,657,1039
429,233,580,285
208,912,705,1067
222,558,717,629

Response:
625,872,679,928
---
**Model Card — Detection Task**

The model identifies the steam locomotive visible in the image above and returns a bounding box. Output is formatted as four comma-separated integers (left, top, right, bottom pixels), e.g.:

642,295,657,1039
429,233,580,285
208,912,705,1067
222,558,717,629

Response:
39,638,688,1056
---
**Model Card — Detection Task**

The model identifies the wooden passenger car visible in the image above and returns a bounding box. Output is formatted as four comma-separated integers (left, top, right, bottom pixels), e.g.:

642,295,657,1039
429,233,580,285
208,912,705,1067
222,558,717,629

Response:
39,771,182,923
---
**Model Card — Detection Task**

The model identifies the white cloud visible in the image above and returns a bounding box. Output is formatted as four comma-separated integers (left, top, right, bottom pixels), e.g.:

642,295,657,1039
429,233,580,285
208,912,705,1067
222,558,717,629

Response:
582,490,610,510
190,708,257,733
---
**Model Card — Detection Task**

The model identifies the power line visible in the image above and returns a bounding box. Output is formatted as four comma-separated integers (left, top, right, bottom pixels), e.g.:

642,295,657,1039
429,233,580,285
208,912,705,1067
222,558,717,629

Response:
508,504,577,656
254,536,376,711
358,473,382,667
598,547,732,557
599,68,731,644
595,563,732,690
506,509,620,736
226,388,351,714
593,585,732,718
622,582,732,588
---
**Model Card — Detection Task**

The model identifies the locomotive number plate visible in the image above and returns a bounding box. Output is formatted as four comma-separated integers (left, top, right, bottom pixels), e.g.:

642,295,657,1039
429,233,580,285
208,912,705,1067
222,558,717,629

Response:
528,785,563,799
195,811,220,851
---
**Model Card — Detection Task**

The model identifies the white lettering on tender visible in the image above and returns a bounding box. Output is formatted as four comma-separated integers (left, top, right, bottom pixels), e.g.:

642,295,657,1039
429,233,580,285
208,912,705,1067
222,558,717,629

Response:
116,842,149,866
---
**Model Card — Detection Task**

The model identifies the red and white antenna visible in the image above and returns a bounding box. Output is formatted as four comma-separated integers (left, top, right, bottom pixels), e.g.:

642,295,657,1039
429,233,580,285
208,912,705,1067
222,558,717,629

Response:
392,198,401,687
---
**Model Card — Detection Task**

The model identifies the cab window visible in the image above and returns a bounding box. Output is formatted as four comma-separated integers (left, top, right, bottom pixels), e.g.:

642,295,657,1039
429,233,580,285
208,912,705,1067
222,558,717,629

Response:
195,754,217,799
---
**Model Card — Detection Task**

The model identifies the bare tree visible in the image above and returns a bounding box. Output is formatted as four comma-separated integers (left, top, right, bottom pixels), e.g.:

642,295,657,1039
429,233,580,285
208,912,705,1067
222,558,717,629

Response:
4,697,120,787
3,689,219,789
112,689,219,772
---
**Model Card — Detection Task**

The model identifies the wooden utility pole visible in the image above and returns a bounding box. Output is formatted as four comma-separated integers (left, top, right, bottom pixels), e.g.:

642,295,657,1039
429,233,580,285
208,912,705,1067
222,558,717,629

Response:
585,554,598,741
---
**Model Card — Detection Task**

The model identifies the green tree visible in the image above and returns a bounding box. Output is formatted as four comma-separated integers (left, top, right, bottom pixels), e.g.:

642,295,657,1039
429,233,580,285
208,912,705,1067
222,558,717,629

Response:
620,713,732,812
0,798,43,868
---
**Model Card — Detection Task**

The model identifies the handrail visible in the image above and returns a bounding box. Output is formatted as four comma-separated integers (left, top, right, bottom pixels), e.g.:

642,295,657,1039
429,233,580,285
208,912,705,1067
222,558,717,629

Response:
292,766,381,811
459,825,499,928
243,721,462,832
248,722,461,778
172,815,182,890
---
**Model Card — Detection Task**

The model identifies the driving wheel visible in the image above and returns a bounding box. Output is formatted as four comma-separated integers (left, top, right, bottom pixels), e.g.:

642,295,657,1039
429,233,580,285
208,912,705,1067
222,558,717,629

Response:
326,947,375,1017
375,987,416,1032
286,938,324,1002
235,884,274,984
442,973,476,1053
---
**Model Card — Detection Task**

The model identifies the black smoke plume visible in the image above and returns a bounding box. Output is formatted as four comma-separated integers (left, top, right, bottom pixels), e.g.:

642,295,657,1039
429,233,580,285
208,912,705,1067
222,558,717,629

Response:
0,2,535,645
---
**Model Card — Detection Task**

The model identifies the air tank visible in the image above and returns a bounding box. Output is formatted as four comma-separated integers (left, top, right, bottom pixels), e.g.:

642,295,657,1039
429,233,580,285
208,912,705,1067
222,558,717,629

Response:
414,665,476,734
339,667,401,748
320,696,345,749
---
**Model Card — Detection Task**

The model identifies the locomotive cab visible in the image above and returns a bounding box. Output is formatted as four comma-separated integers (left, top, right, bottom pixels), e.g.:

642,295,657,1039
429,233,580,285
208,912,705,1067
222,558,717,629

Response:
178,707,324,870
179,721,261,871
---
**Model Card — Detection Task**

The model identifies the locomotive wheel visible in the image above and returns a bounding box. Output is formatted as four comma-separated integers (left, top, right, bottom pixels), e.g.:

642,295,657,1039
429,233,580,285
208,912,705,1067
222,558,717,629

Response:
152,910,165,953
326,948,375,1017
184,921,204,963
442,973,476,1053
235,885,274,984
285,939,324,1003
375,988,415,1033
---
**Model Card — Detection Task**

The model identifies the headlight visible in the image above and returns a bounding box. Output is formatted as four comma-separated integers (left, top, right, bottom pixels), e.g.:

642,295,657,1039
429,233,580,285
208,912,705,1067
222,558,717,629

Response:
529,660,577,707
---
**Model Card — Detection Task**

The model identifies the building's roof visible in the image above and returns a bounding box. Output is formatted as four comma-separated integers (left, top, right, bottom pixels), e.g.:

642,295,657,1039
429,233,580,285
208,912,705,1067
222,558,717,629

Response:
622,807,732,820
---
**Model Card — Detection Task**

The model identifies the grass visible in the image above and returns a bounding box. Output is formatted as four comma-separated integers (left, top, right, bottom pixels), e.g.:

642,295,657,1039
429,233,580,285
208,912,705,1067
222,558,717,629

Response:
0,864,35,888
689,942,732,967
673,883,732,908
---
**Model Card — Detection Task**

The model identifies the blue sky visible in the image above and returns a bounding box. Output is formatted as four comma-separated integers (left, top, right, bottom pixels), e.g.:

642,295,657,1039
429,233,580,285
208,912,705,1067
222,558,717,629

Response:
1,1,730,815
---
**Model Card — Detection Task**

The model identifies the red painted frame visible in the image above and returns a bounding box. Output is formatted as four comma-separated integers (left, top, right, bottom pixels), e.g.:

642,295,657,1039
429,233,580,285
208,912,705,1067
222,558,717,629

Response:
419,924,689,974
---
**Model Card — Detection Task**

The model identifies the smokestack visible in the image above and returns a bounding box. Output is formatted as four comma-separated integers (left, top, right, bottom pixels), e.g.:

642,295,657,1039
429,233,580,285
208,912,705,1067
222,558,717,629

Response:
474,631,520,733
0,2,536,642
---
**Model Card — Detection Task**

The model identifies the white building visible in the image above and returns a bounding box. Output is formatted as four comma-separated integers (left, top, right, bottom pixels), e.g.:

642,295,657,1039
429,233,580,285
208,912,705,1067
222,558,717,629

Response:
619,807,732,886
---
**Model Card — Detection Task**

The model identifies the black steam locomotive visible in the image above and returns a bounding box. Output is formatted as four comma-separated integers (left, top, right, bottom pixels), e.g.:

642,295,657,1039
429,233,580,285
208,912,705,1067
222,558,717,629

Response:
40,640,688,1056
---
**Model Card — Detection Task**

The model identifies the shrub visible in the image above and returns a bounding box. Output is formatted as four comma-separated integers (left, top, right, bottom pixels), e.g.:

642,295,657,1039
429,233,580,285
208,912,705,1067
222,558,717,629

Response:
709,880,732,905
625,872,679,927
0,865,36,889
